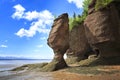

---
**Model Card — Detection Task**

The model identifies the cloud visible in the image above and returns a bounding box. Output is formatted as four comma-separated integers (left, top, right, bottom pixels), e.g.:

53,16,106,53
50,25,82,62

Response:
12,4,25,19
0,45,8,48
40,37,46,40
12,4,54,37
34,49,40,52
37,45,43,48
67,0,84,8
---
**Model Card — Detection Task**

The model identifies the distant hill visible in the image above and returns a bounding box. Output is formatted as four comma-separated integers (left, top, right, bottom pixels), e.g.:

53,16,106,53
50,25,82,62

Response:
0,56,52,60
0,56,34,60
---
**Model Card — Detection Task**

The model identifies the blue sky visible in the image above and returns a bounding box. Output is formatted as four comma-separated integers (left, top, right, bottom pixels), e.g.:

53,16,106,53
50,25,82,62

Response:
0,0,84,59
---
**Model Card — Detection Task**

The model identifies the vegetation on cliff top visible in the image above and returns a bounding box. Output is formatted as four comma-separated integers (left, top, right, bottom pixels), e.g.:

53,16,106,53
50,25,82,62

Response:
95,0,117,10
69,0,120,31
69,0,91,31
96,0,120,10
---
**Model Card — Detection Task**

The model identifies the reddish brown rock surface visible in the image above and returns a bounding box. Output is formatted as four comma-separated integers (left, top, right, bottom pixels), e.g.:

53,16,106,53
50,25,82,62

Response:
84,1,120,57
66,24,90,64
46,0,120,71
44,13,69,71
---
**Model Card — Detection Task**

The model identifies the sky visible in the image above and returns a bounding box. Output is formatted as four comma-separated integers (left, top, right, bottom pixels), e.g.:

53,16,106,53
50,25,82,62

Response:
0,0,84,59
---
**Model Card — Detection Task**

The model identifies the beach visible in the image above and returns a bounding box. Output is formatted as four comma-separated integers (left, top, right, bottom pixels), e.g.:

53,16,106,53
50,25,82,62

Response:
0,59,120,80
0,68,120,80
0,63,120,80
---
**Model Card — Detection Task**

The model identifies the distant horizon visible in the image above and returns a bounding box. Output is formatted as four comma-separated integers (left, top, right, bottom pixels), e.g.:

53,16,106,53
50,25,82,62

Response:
0,54,67,59
0,55,53,59
0,56,52,59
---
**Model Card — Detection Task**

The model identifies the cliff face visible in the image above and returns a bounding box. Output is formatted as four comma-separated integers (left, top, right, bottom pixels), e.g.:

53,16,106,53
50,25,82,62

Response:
66,24,90,64
45,0,120,71
84,1,120,57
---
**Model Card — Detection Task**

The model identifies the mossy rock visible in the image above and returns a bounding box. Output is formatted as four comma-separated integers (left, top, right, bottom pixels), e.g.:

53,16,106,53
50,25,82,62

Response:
66,57,82,64
67,66,101,75
41,61,58,72
67,65,120,75
78,56,120,67
12,65,28,71
67,56,120,75
41,60,68,72
12,63,48,71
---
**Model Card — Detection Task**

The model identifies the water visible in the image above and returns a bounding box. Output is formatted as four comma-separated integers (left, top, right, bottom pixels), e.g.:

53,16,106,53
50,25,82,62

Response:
0,59,51,71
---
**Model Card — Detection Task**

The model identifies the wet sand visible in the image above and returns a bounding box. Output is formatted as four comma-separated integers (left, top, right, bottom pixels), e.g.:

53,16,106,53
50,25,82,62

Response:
0,71,53,80
0,65,120,80
0,71,120,80
53,71,120,80
0,64,22,72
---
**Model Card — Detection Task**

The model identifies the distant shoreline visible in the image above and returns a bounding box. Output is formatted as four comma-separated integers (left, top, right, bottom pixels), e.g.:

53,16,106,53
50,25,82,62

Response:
0,59,52,60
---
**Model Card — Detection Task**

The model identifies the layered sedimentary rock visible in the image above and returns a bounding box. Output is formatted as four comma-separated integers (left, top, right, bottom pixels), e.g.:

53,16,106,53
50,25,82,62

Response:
45,0,120,71
84,1,120,57
43,13,69,71
66,24,90,64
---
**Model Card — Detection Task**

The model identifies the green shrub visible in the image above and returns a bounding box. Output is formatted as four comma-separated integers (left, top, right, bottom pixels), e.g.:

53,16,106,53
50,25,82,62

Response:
95,0,113,10
69,0,91,31
95,0,120,10
69,0,120,31
69,15,84,31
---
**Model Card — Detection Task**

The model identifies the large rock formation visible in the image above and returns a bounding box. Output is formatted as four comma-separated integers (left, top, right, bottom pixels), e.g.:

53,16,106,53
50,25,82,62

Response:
43,13,69,71
45,0,120,71
84,0,120,57
66,24,90,64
